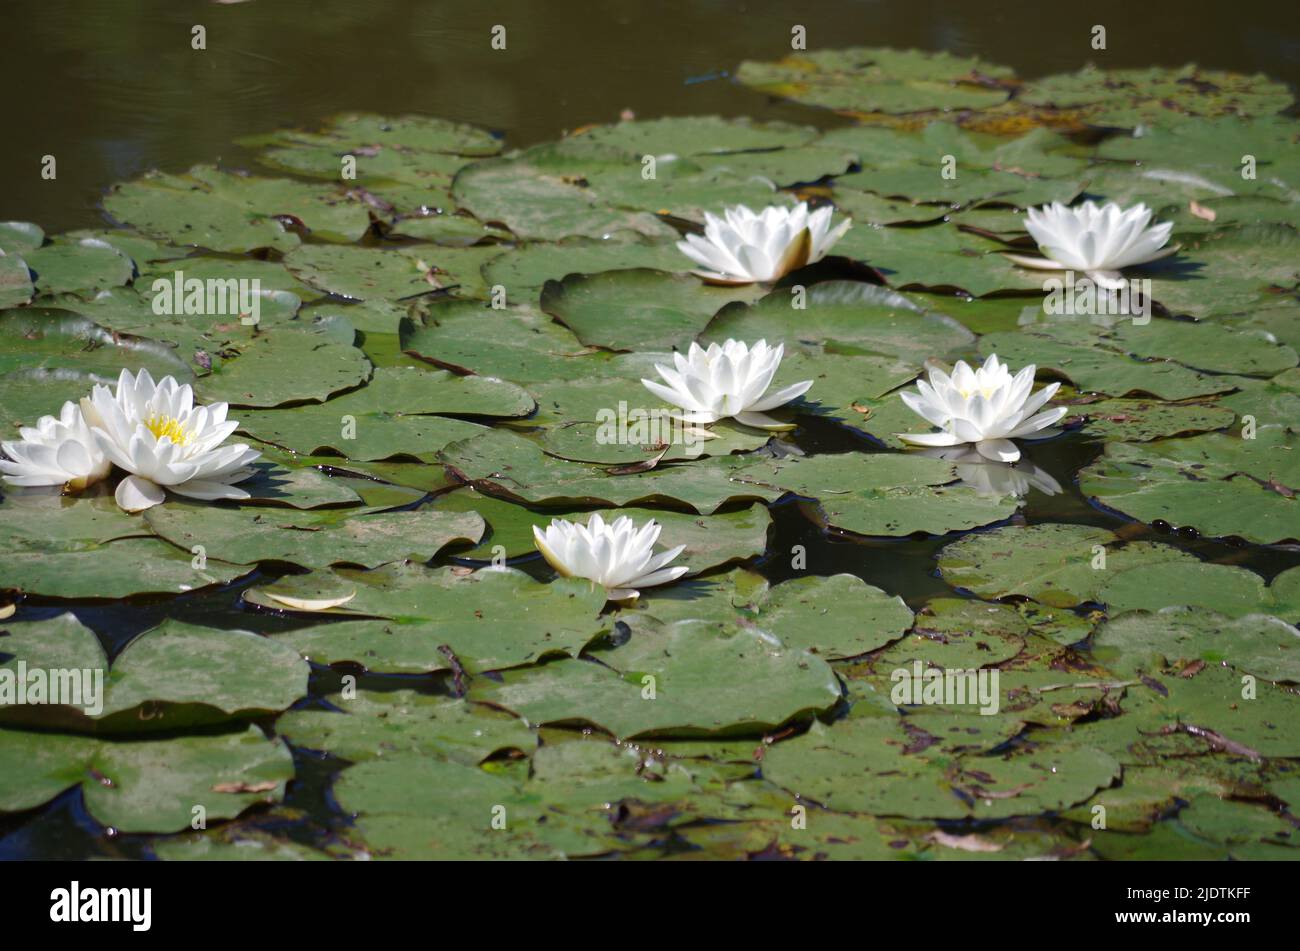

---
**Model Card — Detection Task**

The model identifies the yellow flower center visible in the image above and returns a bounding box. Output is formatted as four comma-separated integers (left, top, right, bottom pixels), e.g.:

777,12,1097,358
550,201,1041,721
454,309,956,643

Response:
146,414,191,445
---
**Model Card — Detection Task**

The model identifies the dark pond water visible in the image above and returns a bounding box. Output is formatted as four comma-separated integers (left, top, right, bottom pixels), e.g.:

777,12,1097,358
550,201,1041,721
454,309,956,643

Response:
1,0,1298,860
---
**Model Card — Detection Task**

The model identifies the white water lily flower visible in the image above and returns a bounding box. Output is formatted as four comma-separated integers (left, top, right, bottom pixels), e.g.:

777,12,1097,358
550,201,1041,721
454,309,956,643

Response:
0,400,111,491
677,202,851,285
85,368,261,512
915,446,1062,499
897,354,1066,463
1004,200,1176,290
532,512,689,601
642,339,812,431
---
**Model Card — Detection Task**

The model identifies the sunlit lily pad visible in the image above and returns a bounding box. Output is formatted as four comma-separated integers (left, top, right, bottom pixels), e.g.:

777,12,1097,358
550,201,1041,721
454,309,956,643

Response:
1099,562,1299,620
144,501,485,569
0,309,192,383
0,614,309,729
541,269,765,352
193,330,373,409
276,691,533,765
1093,608,1300,683
1017,64,1294,126
1080,427,1300,544
761,718,1119,819
1060,396,1234,441
0,494,252,598
735,451,1018,537
284,243,498,301
937,523,1201,607
453,140,679,241
981,318,1294,399
480,234,686,306
247,563,609,674
471,617,841,739
702,280,974,363
628,568,912,660
438,428,783,513
432,490,771,571
23,236,134,296
574,115,818,156
0,725,293,833
235,365,524,460
736,47,1015,115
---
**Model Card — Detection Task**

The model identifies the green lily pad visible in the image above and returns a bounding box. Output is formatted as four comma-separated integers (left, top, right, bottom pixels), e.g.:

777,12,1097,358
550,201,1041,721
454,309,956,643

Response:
452,140,679,241
1080,427,1300,544
0,494,253,598
1099,562,1300,620
1095,116,1300,203
480,234,686,307
734,451,1019,537
1017,64,1294,126
573,116,818,156
0,725,293,833
471,617,841,739
193,331,373,409
1116,663,1300,758
1142,223,1300,321
0,309,192,383
284,243,499,301
980,320,1285,400
736,47,1015,115
837,223,1066,296
432,490,771,571
1060,396,1234,441
104,168,300,253
702,280,974,363
235,366,525,460
0,221,45,253
438,427,783,513
247,563,609,674
1093,608,1300,683
276,691,533,765
0,252,33,308
937,523,1201,607
400,300,593,383
23,237,134,296
144,501,485,569
761,717,1119,819
0,615,309,728
540,268,764,352
828,124,1085,207
629,569,913,660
